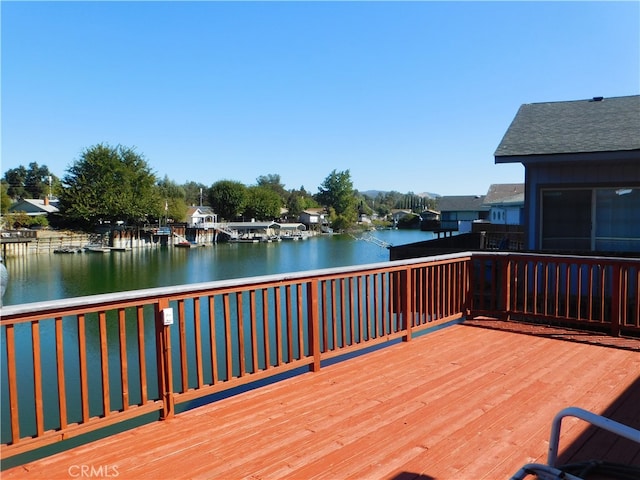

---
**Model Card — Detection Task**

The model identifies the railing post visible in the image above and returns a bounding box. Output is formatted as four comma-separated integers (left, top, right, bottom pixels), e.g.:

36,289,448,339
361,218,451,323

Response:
467,256,476,317
611,264,621,337
403,268,413,342
155,298,175,419
501,255,511,321
307,280,321,372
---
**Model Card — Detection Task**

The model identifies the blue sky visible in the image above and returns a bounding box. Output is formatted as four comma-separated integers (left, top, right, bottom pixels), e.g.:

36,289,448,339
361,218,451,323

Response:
2,1,638,196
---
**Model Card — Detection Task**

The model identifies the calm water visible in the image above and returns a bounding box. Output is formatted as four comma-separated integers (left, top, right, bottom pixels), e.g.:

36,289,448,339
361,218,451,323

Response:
2,230,435,306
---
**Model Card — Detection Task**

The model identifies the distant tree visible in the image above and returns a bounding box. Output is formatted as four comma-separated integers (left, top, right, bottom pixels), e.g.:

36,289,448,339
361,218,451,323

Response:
285,186,319,219
316,169,358,230
3,211,48,229
183,181,209,206
157,176,188,222
209,180,247,221
397,213,420,229
256,174,287,199
58,144,161,228
1,180,12,214
3,165,27,199
3,162,57,199
244,186,282,221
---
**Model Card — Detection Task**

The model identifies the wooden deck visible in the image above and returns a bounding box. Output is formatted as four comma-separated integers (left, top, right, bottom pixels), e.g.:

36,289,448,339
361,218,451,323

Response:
4,320,639,480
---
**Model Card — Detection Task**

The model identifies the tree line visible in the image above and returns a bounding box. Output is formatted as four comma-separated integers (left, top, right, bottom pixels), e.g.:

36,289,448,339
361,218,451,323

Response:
1,143,437,231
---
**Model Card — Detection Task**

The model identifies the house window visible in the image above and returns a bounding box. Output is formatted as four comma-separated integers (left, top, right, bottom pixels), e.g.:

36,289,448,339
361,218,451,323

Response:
595,188,640,252
541,187,640,253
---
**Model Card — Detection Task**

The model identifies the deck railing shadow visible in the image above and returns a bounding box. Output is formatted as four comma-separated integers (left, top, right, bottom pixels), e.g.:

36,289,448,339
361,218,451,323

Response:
555,376,640,469
1,251,638,466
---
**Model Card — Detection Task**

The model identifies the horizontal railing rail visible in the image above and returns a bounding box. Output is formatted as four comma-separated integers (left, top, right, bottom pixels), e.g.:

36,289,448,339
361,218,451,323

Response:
1,251,637,463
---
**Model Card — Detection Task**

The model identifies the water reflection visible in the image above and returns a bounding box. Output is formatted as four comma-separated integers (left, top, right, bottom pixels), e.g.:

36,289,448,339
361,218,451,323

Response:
3,230,436,305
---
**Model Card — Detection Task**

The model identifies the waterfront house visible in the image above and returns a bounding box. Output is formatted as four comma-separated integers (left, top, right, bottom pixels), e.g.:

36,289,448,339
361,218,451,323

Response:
436,195,489,232
389,209,412,226
186,206,217,228
8,197,59,217
484,183,524,226
495,95,640,254
299,208,330,232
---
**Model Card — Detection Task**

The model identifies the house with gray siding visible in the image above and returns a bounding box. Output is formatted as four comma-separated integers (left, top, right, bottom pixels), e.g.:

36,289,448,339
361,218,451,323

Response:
495,95,640,253
436,195,489,233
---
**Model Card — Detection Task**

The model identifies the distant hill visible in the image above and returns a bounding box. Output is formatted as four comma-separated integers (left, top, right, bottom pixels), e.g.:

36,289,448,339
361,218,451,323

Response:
360,190,441,199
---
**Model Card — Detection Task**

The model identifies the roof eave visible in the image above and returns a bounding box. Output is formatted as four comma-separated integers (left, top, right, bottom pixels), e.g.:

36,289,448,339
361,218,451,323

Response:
495,149,640,165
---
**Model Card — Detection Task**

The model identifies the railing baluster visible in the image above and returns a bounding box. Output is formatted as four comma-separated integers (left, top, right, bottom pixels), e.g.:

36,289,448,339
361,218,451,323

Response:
349,277,356,344
136,307,147,405
533,262,539,315
524,261,529,314
249,290,258,373
236,292,245,376
274,287,282,366
261,289,270,370
635,268,640,328
55,316,67,430
611,264,621,337
285,285,293,361
554,262,560,317
330,280,337,351
177,300,188,392
193,297,204,387
5,324,20,444
209,296,219,382
577,264,583,320
357,276,364,342
621,268,628,327
565,263,571,318
118,309,129,411
340,278,347,345
403,268,412,341
543,262,549,317
447,263,453,317
99,311,110,417
223,293,233,379
31,320,44,436
587,264,594,320
297,284,304,359
321,281,328,353
373,274,380,337
429,265,435,321
307,280,320,372
600,266,606,322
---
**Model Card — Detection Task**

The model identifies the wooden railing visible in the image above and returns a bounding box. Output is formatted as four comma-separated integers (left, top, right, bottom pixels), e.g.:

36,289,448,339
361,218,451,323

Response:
0,254,471,461
470,252,640,336
1,252,637,462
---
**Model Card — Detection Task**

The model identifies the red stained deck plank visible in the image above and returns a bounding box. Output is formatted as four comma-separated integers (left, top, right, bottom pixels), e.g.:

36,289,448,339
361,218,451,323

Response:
3,322,639,480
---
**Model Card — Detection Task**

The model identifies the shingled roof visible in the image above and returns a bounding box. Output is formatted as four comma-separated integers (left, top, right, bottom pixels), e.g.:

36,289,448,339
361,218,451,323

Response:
437,195,488,212
494,95,640,160
483,183,524,206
